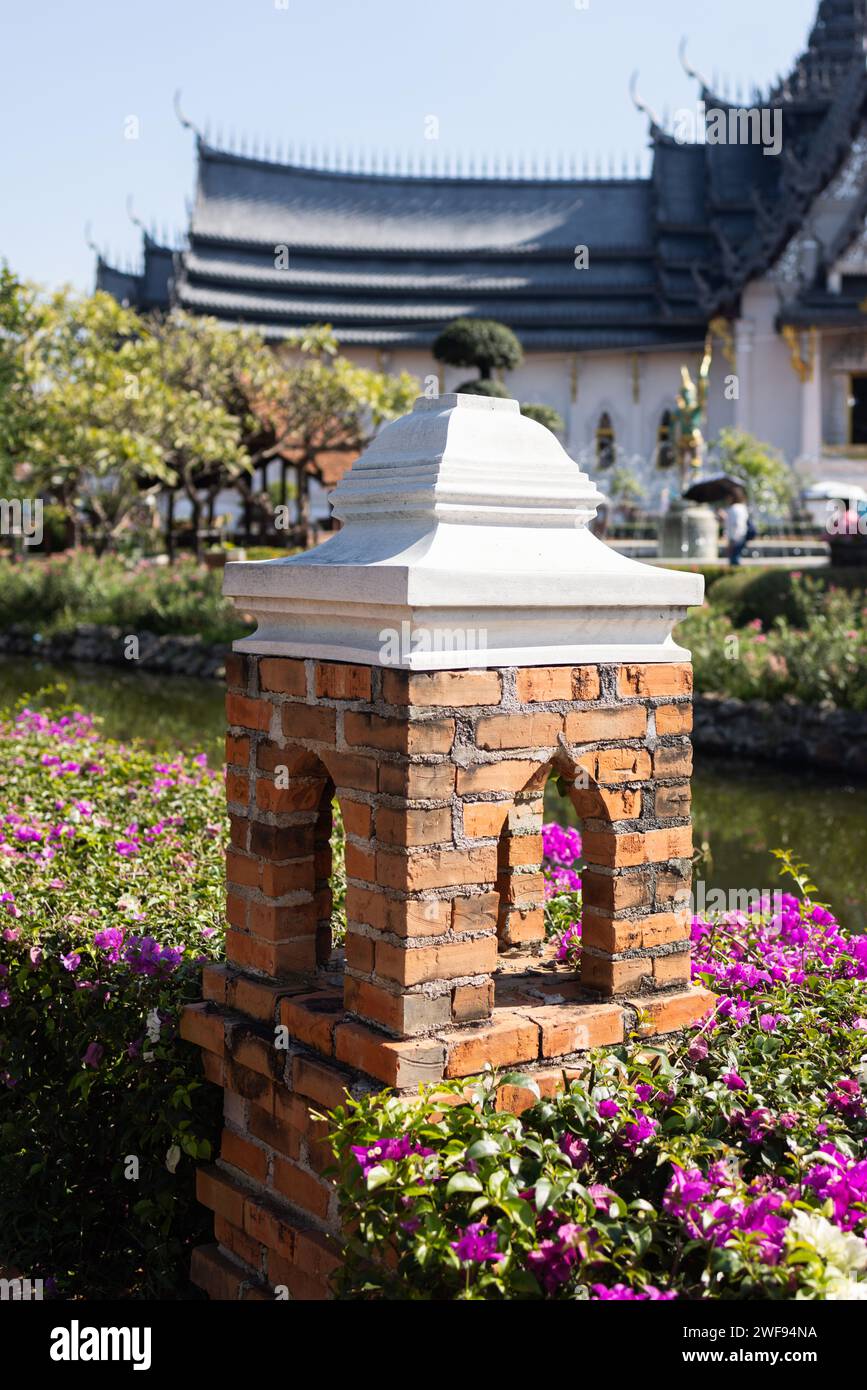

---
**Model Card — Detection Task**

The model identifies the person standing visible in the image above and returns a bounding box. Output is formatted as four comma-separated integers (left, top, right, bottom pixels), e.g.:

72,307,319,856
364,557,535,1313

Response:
724,496,751,566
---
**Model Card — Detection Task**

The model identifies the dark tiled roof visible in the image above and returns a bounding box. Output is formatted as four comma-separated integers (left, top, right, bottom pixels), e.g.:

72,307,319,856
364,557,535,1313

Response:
101,0,867,349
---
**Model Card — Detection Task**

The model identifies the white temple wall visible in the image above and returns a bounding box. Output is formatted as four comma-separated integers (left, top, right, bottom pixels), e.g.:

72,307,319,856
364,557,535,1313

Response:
736,281,802,463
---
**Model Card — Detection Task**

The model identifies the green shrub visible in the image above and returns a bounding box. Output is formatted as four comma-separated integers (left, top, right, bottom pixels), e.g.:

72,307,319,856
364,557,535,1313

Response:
0,552,249,645
706,566,867,630
681,576,867,709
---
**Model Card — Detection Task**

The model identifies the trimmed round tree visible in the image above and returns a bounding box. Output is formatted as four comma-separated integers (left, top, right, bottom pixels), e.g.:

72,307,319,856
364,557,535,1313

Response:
520,403,565,435
433,317,523,392
456,378,510,399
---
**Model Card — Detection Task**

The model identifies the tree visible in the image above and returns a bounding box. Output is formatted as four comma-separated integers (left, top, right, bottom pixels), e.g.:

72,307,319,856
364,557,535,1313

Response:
520,402,565,435
258,333,418,545
433,317,523,391
713,428,795,515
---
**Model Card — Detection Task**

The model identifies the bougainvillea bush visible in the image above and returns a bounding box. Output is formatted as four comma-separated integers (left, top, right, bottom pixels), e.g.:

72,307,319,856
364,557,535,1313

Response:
0,705,226,1297
329,850,867,1301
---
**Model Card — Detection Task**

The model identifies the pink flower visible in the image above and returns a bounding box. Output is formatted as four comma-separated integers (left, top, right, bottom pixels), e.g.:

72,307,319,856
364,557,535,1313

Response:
82,1042,104,1068
722,1071,747,1092
597,1099,620,1119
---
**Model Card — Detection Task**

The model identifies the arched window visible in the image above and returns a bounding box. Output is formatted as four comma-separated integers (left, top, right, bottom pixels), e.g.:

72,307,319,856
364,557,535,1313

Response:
657,409,675,469
595,412,615,470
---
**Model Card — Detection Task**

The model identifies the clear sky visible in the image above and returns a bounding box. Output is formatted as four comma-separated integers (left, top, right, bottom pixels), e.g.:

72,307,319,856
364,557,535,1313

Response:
2,0,819,291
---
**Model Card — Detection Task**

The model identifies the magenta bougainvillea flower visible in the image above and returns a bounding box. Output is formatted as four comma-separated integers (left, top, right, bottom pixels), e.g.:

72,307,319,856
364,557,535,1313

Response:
451,1223,500,1264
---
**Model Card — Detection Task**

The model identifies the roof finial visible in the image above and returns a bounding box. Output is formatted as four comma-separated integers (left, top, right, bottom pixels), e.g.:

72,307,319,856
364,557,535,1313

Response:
629,71,664,130
678,36,710,90
173,90,203,141
84,221,100,259
126,194,146,238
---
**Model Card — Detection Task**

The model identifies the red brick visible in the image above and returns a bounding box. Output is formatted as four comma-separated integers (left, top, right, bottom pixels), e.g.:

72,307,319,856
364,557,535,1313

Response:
247,1104,302,1160
335,1020,446,1087
226,931,317,976
344,712,455,754
655,783,691,820
582,869,653,915
573,666,602,700
260,859,315,898
243,1195,300,1257
272,1158,332,1221
383,669,502,707
499,832,543,867
568,782,641,821
652,951,692,987
498,905,546,946
451,981,494,1023
214,1213,263,1272
577,747,652,785
257,741,323,776
279,992,343,1055
344,841,376,882
378,760,456,798
582,911,688,953
259,658,307,696
341,799,372,838
524,1002,624,1057
653,744,694,779
444,1011,539,1077
344,976,452,1035
376,805,452,846
515,667,573,702
221,1129,268,1183
291,1054,351,1109
281,705,336,744
190,1244,246,1301
323,750,379,792
180,1002,225,1055
377,845,496,891
226,768,250,805
224,653,248,690
344,932,375,973
618,664,692,698
225,733,250,767
655,703,693,735
226,847,259,889
462,800,510,838
315,662,372,700
564,705,647,743
196,1167,246,1227
248,899,317,942
375,935,498,986
451,892,500,932
581,954,652,995
226,693,272,733
202,963,228,1004
475,712,562,751
629,986,715,1035
456,759,545,795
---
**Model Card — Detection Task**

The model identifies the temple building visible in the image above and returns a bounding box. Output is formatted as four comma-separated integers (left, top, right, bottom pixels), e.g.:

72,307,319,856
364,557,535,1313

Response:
98,0,867,494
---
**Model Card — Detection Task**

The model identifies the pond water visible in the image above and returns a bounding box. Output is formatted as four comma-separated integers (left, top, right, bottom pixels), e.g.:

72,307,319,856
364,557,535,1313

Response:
2,655,865,931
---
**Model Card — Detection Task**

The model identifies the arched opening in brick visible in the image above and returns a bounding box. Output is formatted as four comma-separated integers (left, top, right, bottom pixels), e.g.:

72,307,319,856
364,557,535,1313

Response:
493,754,626,988
228,735,356,978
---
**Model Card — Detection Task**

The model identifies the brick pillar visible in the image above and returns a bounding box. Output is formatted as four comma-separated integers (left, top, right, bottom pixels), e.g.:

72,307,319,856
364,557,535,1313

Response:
182,652,712,1300
182,390,712,1298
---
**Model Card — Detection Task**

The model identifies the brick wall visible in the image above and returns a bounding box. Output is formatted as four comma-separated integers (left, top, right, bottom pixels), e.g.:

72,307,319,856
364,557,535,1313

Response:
183,654,713,1299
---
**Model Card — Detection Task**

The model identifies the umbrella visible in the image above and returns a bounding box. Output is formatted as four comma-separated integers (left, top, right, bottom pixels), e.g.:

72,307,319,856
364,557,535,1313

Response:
683,474,748,504
801,480,867,503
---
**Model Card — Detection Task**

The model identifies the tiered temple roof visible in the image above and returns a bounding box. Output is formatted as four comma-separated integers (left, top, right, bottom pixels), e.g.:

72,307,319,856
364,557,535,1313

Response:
98,0,867,349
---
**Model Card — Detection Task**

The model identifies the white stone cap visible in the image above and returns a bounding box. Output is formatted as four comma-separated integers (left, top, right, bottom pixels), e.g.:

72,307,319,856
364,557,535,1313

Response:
224,393,704,669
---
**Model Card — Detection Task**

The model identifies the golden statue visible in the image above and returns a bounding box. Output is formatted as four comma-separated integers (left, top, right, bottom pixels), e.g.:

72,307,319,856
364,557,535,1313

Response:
671,341,712,495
